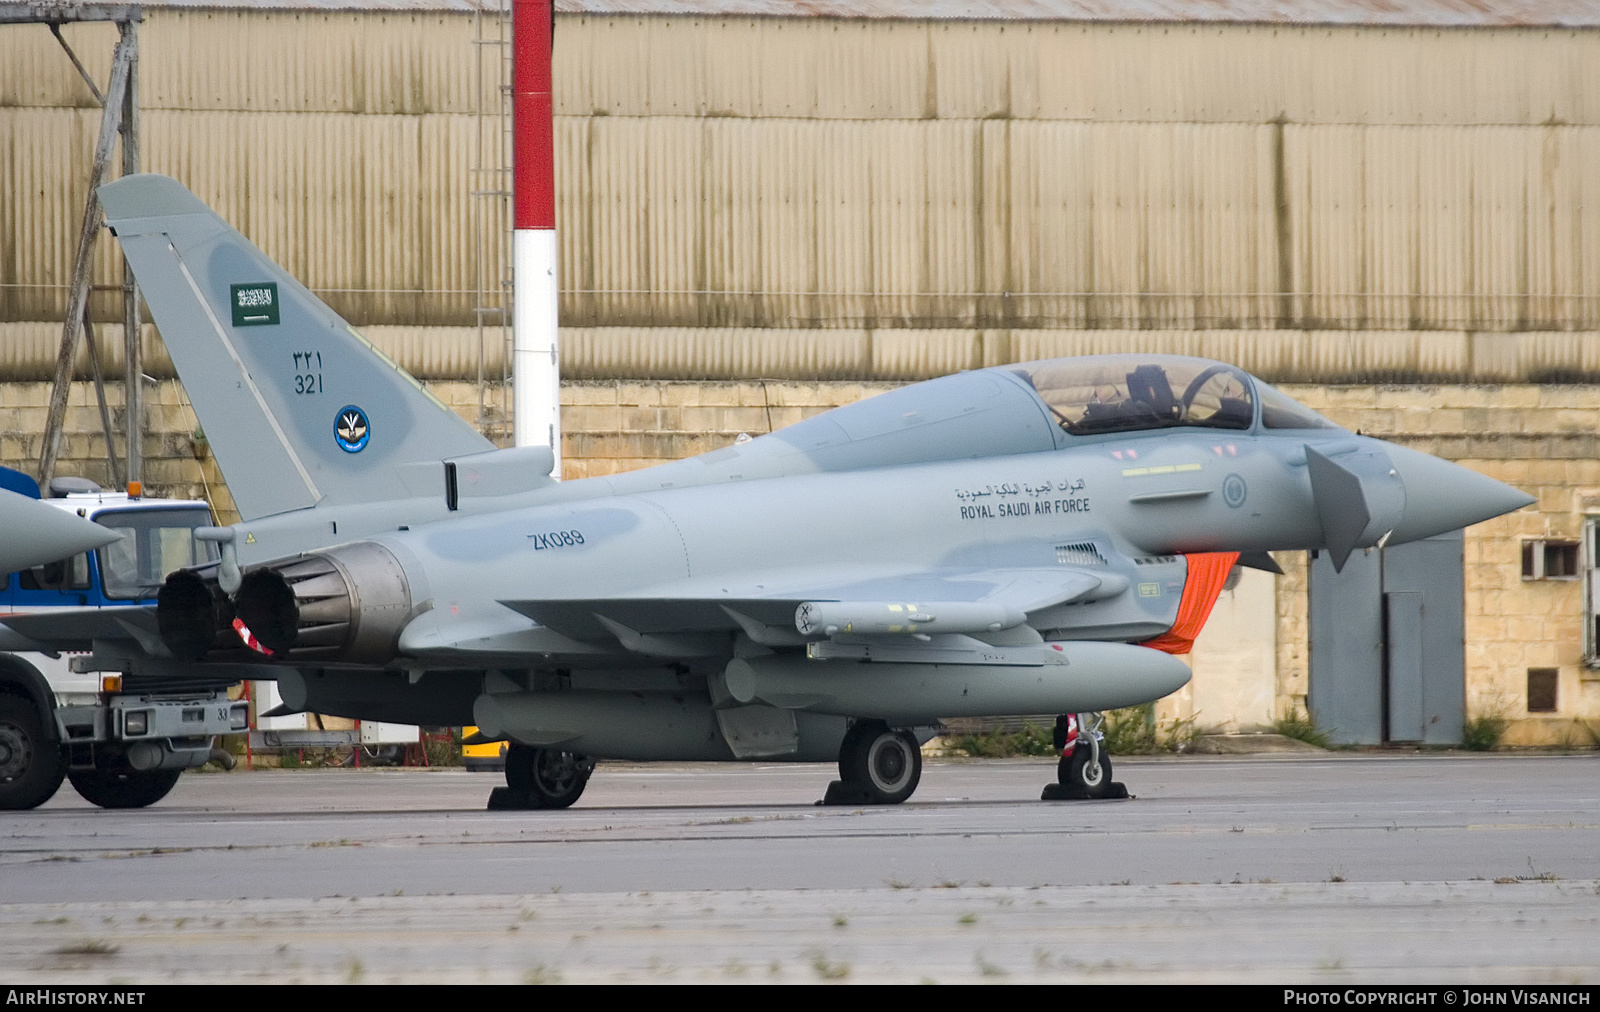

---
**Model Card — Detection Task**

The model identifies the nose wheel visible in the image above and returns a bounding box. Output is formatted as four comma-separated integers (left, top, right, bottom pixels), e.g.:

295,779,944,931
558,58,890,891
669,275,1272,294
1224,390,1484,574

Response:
1042,712,1130,801
820,720,922,805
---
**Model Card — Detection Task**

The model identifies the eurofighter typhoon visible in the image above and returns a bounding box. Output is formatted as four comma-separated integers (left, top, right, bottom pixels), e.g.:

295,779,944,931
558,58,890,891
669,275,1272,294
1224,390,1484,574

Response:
0,175,1534,809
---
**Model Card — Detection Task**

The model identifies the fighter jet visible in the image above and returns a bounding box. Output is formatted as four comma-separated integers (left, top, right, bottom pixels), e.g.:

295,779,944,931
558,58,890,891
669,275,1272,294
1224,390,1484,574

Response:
0,174,1534,808
0,470,123,574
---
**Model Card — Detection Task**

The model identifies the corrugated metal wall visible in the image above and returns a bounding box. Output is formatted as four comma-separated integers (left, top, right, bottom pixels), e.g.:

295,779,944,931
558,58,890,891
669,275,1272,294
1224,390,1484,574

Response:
3,12,1599,379
556,18,1600,125
0,13,494,327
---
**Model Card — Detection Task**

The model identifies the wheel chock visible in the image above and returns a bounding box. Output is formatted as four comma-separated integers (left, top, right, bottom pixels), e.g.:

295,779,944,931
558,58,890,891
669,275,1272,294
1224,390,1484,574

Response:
818,780,877,806
1040,781,1084,801
1040,781,1133,801
487,786,533,810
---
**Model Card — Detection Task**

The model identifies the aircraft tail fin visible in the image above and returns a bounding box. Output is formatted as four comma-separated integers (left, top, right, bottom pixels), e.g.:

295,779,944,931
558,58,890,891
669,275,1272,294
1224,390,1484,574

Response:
98,174,501,521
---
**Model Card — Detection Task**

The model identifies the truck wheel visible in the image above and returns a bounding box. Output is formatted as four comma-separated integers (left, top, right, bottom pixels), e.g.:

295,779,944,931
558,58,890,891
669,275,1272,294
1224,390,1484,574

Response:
68,766,182,809
0,691,66,810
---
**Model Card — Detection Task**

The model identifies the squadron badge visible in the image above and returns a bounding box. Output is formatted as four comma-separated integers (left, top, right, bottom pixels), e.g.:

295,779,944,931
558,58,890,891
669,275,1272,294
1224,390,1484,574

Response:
335,405,370,453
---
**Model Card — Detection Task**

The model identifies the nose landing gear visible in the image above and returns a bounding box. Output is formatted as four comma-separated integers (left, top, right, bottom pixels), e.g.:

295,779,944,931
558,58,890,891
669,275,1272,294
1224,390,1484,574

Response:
1041,712,1130,801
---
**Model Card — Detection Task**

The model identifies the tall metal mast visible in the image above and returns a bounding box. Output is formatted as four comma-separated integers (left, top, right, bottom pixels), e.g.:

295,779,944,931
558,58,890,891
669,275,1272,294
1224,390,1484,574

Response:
511,0,559,476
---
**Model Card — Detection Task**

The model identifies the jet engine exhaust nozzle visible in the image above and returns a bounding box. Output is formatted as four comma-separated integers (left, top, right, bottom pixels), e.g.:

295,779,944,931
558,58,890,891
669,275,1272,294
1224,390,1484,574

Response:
157,541,415,664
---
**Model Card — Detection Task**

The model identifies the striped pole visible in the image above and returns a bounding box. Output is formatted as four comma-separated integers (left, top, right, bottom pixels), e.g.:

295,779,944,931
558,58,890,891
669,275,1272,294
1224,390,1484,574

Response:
512,0,559,476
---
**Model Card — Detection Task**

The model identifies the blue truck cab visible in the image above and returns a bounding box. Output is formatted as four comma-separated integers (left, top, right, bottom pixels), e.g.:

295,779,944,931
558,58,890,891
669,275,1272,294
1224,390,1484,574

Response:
0,473,247,810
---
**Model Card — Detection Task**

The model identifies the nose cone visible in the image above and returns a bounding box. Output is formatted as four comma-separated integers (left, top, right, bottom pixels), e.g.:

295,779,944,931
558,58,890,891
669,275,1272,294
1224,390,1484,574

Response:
0,488,122,573
1384,443,1536,545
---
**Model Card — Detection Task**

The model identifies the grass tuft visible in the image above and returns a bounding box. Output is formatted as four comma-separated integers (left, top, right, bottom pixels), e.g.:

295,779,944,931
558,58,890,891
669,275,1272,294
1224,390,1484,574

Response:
950,721,1055,757
52,940,118,957
1104,704,1200,754
1274,705,1331,749
1462,713,1509,751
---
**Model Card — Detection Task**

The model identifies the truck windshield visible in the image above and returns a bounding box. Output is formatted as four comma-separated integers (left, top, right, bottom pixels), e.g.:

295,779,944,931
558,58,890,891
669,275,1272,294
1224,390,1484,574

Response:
96,508,218,600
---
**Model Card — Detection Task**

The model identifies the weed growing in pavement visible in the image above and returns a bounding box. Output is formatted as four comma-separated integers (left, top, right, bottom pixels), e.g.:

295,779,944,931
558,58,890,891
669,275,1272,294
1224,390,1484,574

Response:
1462,713,1509,751
808,951,849,980
949,721,1055,757
52,940,118,956
1274,705,1331,749
952,707,1199,757
1103,703,1200,754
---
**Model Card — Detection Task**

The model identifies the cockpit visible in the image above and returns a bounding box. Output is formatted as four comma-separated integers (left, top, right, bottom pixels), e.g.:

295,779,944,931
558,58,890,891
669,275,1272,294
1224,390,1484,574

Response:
1009,355,1336,436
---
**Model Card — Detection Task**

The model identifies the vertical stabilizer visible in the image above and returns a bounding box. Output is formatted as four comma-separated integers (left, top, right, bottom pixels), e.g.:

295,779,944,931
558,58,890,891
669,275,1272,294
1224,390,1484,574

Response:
98,174,497,521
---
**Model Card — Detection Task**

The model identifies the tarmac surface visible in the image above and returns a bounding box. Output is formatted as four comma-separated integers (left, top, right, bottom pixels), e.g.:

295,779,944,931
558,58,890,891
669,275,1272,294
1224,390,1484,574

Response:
3,753,1598,984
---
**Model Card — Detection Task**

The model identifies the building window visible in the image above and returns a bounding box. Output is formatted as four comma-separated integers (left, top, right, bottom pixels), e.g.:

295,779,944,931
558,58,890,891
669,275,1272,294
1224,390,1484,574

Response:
1527,668,1559,713
1523,540,1579,579
1585,521,1600,667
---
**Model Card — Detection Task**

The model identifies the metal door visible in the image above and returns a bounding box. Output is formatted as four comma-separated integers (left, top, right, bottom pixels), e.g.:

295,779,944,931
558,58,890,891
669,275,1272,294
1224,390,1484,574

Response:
1308,546,1383,745
1384,591,1424,742
1308,530,1464,745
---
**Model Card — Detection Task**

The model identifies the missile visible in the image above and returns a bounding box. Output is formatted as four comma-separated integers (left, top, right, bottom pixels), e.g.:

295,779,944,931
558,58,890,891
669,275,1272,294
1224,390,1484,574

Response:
795,600,1027,637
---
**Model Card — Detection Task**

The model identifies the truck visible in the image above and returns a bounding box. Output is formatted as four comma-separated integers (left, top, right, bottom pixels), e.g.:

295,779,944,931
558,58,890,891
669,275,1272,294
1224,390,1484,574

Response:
0,469,248,809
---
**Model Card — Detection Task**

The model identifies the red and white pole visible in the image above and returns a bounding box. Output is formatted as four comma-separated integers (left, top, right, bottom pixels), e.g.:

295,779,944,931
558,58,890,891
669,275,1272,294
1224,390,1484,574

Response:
512,0,560,475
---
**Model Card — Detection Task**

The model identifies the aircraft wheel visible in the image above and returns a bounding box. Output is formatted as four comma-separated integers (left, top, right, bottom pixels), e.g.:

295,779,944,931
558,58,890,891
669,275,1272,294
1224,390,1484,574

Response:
0,691,66,810
1057,744,1114,800
67,766,182,809
836,720,875,782
839,723,921,805
505,744,592,809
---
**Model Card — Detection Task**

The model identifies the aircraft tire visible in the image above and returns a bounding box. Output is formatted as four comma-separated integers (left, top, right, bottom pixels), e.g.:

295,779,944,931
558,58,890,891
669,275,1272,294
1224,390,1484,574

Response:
1057,745,1114,800
839,724,921,805
0,690,66,810
505,744,591,809
67,766,182,809
836,720,876,782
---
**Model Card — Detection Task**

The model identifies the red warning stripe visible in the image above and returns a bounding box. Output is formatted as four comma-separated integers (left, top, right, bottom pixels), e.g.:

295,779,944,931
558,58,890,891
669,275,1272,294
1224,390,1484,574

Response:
232,617,274,657
1140,551,1240,656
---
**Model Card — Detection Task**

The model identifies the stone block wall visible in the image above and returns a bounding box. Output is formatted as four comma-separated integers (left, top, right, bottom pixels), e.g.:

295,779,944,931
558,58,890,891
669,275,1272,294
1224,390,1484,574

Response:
1281,384,1600,747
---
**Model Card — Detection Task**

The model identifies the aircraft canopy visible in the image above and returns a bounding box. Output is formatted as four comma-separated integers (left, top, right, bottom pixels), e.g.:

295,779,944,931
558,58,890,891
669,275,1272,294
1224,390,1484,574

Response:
1011,355,1337,436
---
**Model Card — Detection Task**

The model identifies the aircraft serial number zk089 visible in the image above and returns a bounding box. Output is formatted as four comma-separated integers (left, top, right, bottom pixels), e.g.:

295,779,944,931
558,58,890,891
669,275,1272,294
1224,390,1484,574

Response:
0,173,1537,814
528,530,585,549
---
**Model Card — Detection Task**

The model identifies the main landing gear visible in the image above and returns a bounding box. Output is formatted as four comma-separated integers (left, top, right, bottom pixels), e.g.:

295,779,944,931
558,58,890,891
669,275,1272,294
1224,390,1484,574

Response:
821,719,922,806
486,743,595,810
1041,712,1130,801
